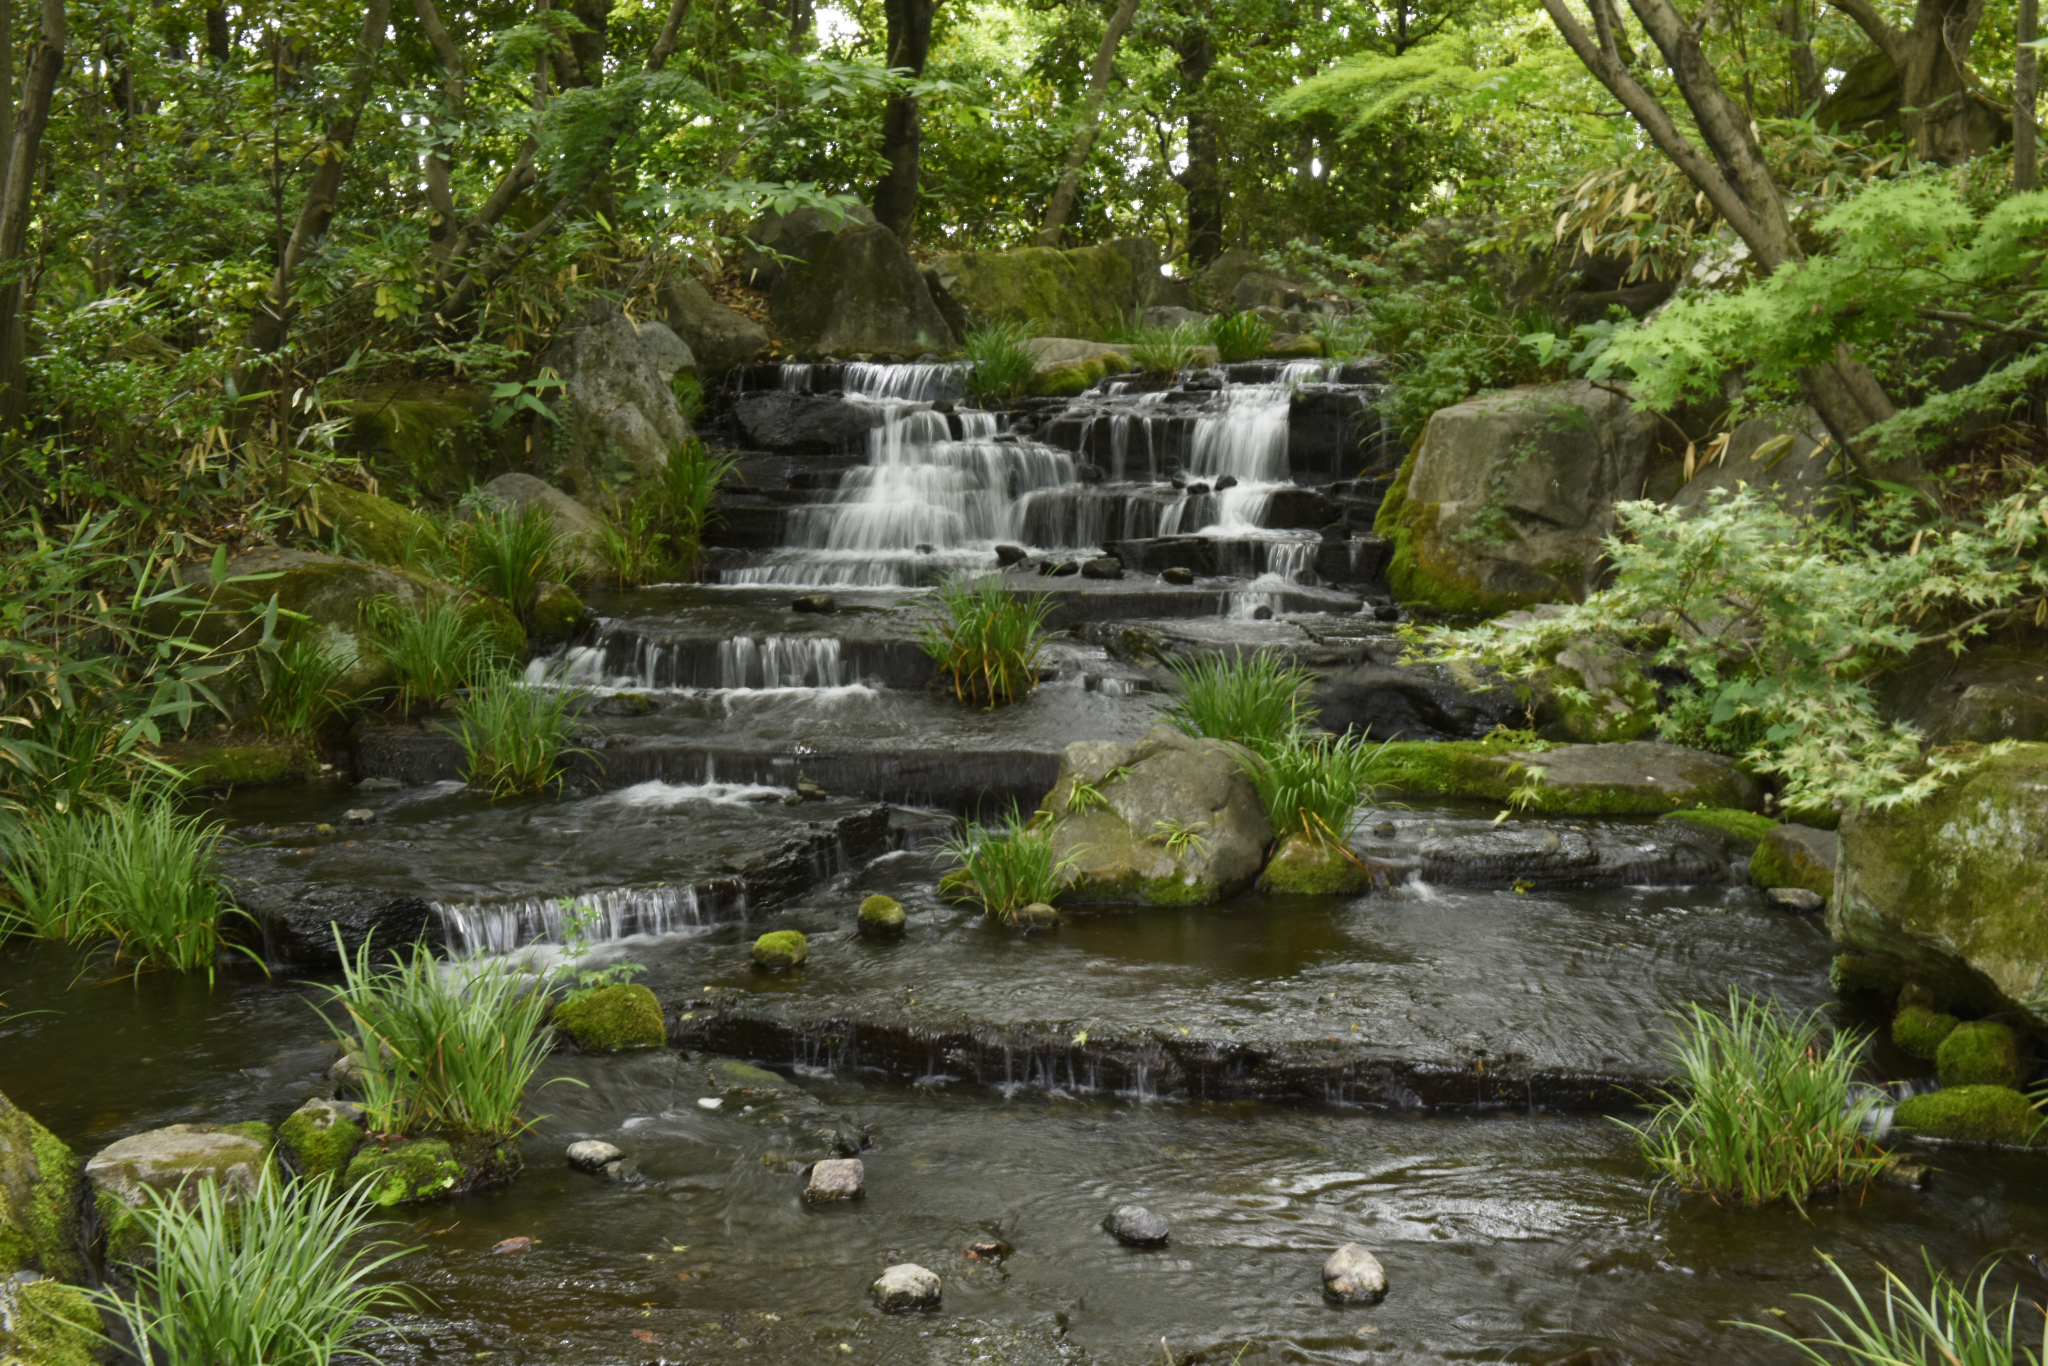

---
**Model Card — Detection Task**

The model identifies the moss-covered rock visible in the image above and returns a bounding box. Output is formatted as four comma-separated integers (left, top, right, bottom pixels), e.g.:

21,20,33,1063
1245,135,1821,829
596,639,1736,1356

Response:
0,1090,84,1282
86,1122,274,1264
1658,808,1778,851
0,1277,105,1366
1263,334,1325,359
346,1139,464,1206
858,894,906,939
1372,737,1760,814
1831,743,2048,1027
1937,1020,2023,1088
1893,1084,2042,1146
554,983,666,1050
309,481,436,566
278,1099,364,1182
1538,643,1659,743
708,1059,796,1093
750,930,808,970
1257,833,1373,895
1751,823,1838,901
345,381,495,501
1892,1005,1960,1059
1028,358,1109,397
153,735,318,792
528,582,585,650
926,239,1158,340
1831,951,1915,1003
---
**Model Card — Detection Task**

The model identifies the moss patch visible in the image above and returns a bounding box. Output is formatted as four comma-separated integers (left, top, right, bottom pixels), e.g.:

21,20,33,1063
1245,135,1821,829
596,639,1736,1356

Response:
931,241,1151,340
345,381,495,501
1027,358,1111,397
554,983,666,1050
1263,334,1325,359
0,1091,84,1281
346,1139,463,1206
1659,808,1777,850
1371,738,1750,815
750,930,808,970
1937,1021,2022,1088
1751,825,1837,900
154,736,317,792
529,583,585,646
1831,951,1913,1003
1892,1005,1960,1059
709,1060,796,1092
857,894,906,938
311,482,436,566
1258,834,1373,895
1893,1085,2042,1146
0,1278,105,1366
278,1101,364,1182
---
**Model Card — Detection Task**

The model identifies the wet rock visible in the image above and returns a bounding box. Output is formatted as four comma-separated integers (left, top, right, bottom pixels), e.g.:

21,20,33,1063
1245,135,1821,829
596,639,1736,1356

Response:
656,276,769,375
566,1140,625,1174
964,1237,1007,1261
345,1136,522,1206
1766,887,1824,913
357,776,402,791
734,390,883,454
1046,560,1080,577
832,1115,872,1156
0,1089,84,1281
1669,407,1838,521
1259,833,1372,895
771,222,957,355
806,1157,864,1201
1322,1243,1388,1303
490,1236,532,1256
751,930,809,970
1893,1085,2041,1146
1160,567,1196,586
858,894,906,939
343,808,376,825
539,311,697,491
1373,739,1760,815
1102,1204,1169,1246
871,1262,942,1312
279,1098,364,1182
1314,662,1522,742
1251,605,1274,620
792,593,837,614
554,982,666,1050
592,691,658,717
88,1123,275,1261
795,778,828,801
1352,808,1746,890
1081,556,1124,580
1751,823,1837,901
1373,604,1401,622
1014,901,1061,931
994,544,1029,566
1186,482,1211,497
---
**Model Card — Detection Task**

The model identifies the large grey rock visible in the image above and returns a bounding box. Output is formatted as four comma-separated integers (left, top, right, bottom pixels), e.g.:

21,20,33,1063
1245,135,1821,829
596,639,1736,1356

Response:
1669,406,1838,520
1322,1243,1387,1303
542,309,697,491
1046,725,1273,905
740,202,876,289
1383,380,1660,613
924,238,1160,341
732,391,882,453
88,1123,273,1260
1231,272,1309,311
771,222,956,355
480,473,606,576
1313,660,1524,741
656,278,769,375
1102,1204,1169,1246
1500,741,1761,811
1353,808,1751,890
1750,822,1838,901
1144,305,1210,330
871,1262,941,1311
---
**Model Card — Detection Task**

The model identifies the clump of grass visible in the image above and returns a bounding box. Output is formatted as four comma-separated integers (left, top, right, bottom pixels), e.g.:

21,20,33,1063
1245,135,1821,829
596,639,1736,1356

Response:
1128,322,1204,376
917,576,1052,707
1626,988,1886,1212
963,321,1037,402
88,1164,420,1364
939,807,1076,922
455,497,562,624
1245,730,1387,850
652,440,736,583
1748,1252,2047,1364
365,596,505,713
257,632,354,737
1161,651,1319,756
455,668,589,798
313,935,560,1140
1207,311,1275,362
592,491,667,589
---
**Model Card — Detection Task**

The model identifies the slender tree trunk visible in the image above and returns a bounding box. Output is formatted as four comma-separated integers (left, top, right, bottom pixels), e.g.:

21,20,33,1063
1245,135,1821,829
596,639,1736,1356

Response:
1174,16,1222,267
2019,0,2039,191
0,0,67,430
204,5,231,61
1038,0,1142,247
1779,0,1822,111
871,0,938,241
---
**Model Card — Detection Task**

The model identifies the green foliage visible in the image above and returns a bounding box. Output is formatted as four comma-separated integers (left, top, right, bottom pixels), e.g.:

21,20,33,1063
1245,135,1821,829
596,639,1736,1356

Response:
917,576,1052,706
455,669,589,798
454,497,563,624
312,935,561,1141
1206,311,1275,363
1937,1021,2022,1089
257,633,354,738
1161,651,1319,757
1748,1253,2048,1366
85,1166,419,1366
939,807,1076,922
963,321,1038,402
1409,482,2048,812
1243,731,1389,850
650,441,737,584
1126,324,1204,376
366,597,506,713
593,492,669,589
1624,989,1885,1212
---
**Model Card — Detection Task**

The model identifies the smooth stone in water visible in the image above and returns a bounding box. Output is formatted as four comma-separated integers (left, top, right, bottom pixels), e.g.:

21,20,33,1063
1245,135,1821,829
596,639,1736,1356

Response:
751,930,808,970
871,1262,941,1312
994,544,1029,566
1252,605,1274,620
858,894,906,939
792,593,836,614
566,1140,624,1174
1102,1204,1169,1246
806,1157,865,1201
1160,567,1196,586
1081,556,1124,580
343,808,376,825
1323,1242,1387,1303
1048,560,1080,577
1014,901,1060,932
1766,886,1825,912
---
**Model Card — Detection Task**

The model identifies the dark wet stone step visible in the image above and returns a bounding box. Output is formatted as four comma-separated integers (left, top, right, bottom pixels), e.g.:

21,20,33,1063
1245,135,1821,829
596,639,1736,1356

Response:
546,614,934,691
1353,808,1755,889
1101,534,1391,586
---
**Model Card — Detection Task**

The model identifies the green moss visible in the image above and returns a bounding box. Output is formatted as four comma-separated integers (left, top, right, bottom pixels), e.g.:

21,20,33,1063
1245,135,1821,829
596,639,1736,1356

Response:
1026,356,1127,397
346,382,494,501
0,1278,104,1366
0,1093,84,1282
93,1188,148,1266
857,894,906,938
1258,834,1372,895
1372,738,1743,815
346,1139,463,1206
934,242,1147,339
464,594,527,662
1893,1084,2042,1146
553,983,666,1050
1659,808,1778,850
1892,1004,1960,1059
155,736,317,791
1750,828,1836,900
1830,952,1912,1002
1263,334,1325,359
312,482,435,566
278,1102,364,1182
750,930,808,970
529,583,585,643
1137,873,1219,905
1937,1021,2022,1088
1898,982,1937,1013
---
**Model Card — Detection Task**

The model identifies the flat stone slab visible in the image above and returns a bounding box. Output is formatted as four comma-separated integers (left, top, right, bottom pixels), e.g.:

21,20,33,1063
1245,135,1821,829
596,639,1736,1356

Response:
87,1124,271,1210
806,1157,864,1200
1503,742,1760,811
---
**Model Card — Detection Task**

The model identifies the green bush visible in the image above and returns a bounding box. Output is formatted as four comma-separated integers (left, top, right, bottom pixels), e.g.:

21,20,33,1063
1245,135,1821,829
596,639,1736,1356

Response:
1625,988,1885,1211
592,492,667,589
939,807,1075,923
1748,1252,2048,1364
916,576,1051,707
455,668,588,798
962,321,1036,402
257,632,354,737
1207,311,1275,363
1127,323,1204,376
1161,650,1319,757
1244,730,1388,851
1937,1021,2023,1088
365,596,505,713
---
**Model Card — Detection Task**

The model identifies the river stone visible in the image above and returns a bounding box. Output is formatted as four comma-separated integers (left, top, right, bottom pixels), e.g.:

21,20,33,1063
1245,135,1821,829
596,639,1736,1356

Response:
806,1157,864,1201
1832,744,2048,1025
1767,887,1825,912
733,391,882,454
1014,901,1061,931
278,1097,364,1182
566,1140,625,1174
1259,832,1372,896
479,473,607,577
1047,726,1273,906
871,1262,942,1312
1374,739,1760,815
751,930,809,970
554,982,666,1050
1102,1204,1169,1246
1081,556,1124,580
994,544,1029,566
88,1123,274,1262
1161,567,1196,585
858,894,906,939
656,276,769,375
1322,1242,1388,1303
0,1089,84,1282
540,309,698,491
1751,823,1838,901
771,221,956,355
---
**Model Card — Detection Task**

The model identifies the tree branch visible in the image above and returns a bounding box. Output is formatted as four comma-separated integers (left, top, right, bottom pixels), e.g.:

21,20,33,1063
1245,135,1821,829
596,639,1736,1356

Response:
1914,305,2048,342
646,0,692,72
1825,0,1908,69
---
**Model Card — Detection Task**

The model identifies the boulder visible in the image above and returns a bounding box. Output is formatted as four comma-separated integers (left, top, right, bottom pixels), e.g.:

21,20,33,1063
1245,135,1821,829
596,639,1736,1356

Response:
153,736,318,791
1023,338,1133,397
857,894,906,939
1355,806,1754,889
751,930,809,970
1102,1204,1169,1246
278,1098,364,1182
1668,407,1838,519
552,982,666,1050
1313,661,1524,741
1199,248,1265,305
1535,641,1659,744
1259,832,1372,895
1937,1020,2022,1088
0,1277,101,1366
528,581,586,652
87,1123,274,1262
656,277,770,375
925,238,1160,341
1231,273,1309,311
0,1090,83,1282
871,1262,942,1312
740,202,876,289
1892,1085,2040,1146
732,391,882,453
1830,744,2048,1026
1144,306,1210,330
1372,739,1761,815
1750,824,1838,901
345,1138,463,1206
479,473,607,576
805,1157,864,1201
1933,683,2048,745
771,222,957,355
1046,726,1274,905
1893,1003,1959,1058
1322,1243,1388,1304
308,481,435,566
566,1140,625,1174
1377,381,1661,615
541,309,698,491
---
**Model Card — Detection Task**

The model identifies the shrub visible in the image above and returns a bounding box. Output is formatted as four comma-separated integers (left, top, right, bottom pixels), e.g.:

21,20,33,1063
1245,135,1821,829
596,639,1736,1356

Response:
1161,651,1319,756
87,1165,419,1366
916,576,1051,707
455,497,562,624
257,632,354,737
312,935,560,1140
1207,311,1275,362
1625,988,1885,1211
1127,323,1204,376
1244,731,1388,850
455,668,588,798
1750,1253,2048,1364
962,321,1036,402
938,807,1075,922
365,596,505,713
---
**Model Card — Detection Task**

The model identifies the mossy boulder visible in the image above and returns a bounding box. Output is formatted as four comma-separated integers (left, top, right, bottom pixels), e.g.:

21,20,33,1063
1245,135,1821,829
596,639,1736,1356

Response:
1892,1005,1960,1059
308,481,436,566
0,1090,84,1282
1264,333,1325,359
1372,738,1760,815
346,1139,463,1206
1658,808,1777,852
1893,1085,2042,1146
1022,339,1131,398
1937,1020,2023,1088
1831,951,1914,1002
554,983,666,1049
278,1098,365,1182
529,582,586,650
751,930,809,970
1831,743,2048,1027
345,381,495,501
86,1122,274,1264
771,222,957,355
153,735,318,792
858,894,906,939
1751,822,1838,901
1027,358,1111,398
926,239,1159,340
1258,833,1372,895
0,1277,105,1366
1537,642,1658,743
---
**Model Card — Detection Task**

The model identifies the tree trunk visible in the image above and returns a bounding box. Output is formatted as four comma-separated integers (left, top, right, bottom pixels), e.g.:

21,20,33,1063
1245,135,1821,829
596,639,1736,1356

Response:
2019,0,2039,191
1037,0,1142,247
872,0,939,241
1778,0,1822,111
1174,17,1222,267
1829,0,1987,165
0,0,67,430
205,5,231,61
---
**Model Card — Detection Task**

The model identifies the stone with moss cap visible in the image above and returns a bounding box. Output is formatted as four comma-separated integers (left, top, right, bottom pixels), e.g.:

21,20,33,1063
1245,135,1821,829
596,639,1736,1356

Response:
309,481,436,566
926,238,1158,340
1892,1005,1959,1059
1750,823,1837,901
87,1122,274,1264
1937,1020,2023,1088
1893,1085,2042,1146
1258,833,1372,896
553,982,666,1050
346,1139,464,1206
0,1090,84,1283
153,735,318,792
0,1276,105,1366
858,894,906,939
1658,808,1777,852
528,582,586,651
278,1098,365,1183
1372,738,1760,815
751,930,809,970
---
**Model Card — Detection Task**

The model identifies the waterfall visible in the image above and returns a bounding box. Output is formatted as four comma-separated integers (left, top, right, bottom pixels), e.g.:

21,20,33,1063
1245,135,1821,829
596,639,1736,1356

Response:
717,636,845,689
436,882,734,956
529,623,851,691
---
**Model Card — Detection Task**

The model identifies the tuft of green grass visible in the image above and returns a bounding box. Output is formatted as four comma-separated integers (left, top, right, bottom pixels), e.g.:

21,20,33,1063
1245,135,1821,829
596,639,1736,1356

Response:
1746,1252,2048,1365
456,497,563,624
1161,651,1319,757
963,321,1037,402
88,1164,420,1365
455,668,589,798
939,807,1076,923
917,576,1051,707
1207,311,1275,362
257,632,355,737
1624,988,1886,1212
1244,730,1388,851
592,491,668,589
312,935,562,1141
650,440,736,583
1127,323,1204,376
365,596,505,713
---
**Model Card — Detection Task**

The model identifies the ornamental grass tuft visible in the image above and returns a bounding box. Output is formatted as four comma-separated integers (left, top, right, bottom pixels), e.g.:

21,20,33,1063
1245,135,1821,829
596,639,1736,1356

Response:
1207,311,1275,363
366,596,505,713
939,806,1075,923
455,668,589,798
1244,730,1388,852
1746,1252,2048,1365
962,321,1037,402
1160,650,1319,757
917,576,1051,706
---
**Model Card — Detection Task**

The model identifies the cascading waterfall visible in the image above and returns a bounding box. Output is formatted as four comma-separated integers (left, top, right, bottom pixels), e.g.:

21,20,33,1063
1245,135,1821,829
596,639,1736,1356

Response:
436,882,731,956
529,623,850,691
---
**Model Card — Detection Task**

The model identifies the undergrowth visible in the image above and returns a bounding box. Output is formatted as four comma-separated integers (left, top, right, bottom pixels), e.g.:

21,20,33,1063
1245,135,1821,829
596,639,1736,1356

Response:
453,497,563,625
963,321,1036,402
1161,651,1319,756
1207,311,1275,363
1245,730,1388,850
1747,1252,2048,1364
456,669,589,797
366,597,504,713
